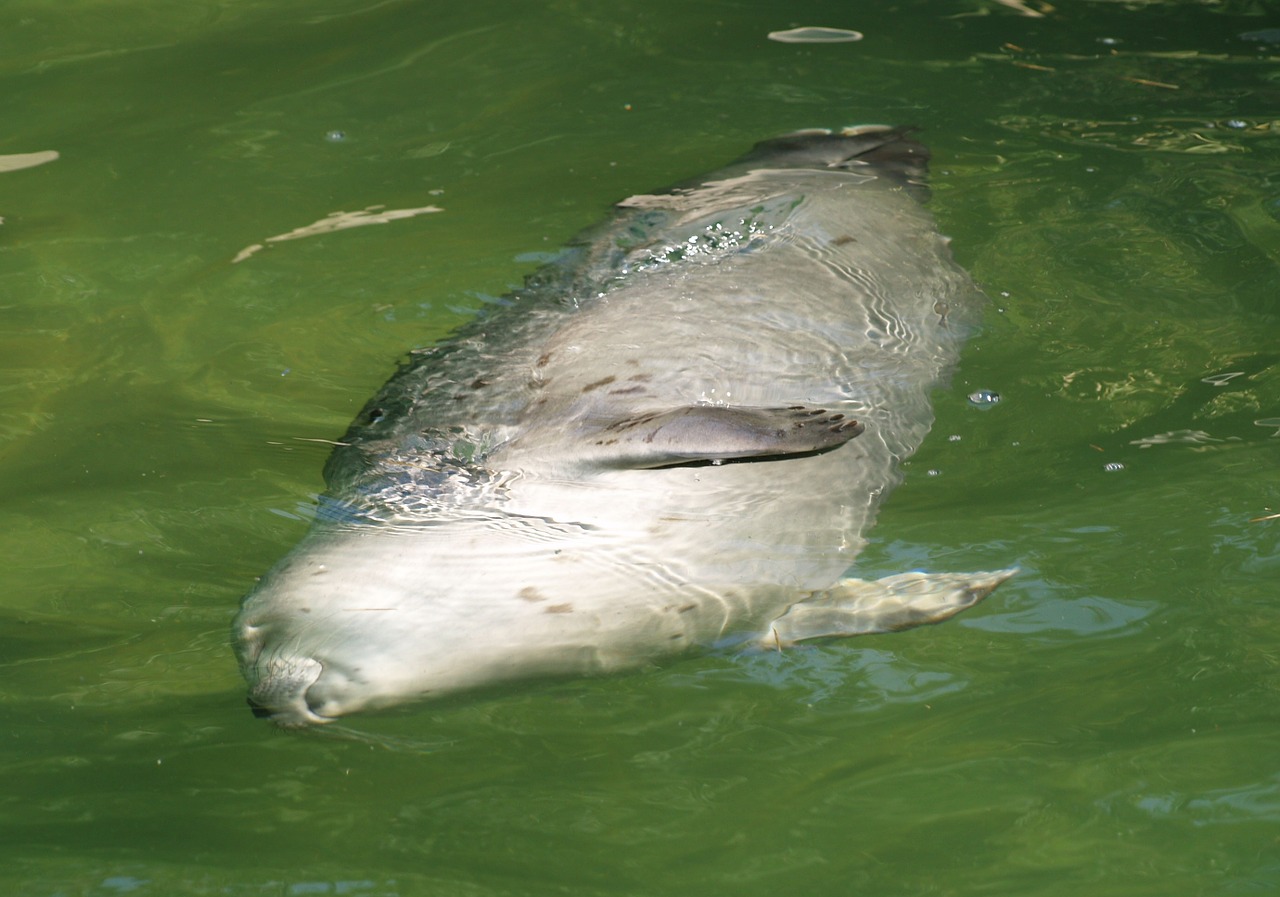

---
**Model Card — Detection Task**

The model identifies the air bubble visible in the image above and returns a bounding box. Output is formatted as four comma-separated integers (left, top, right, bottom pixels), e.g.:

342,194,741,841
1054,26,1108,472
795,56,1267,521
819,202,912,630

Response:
1104,462,1125,472
968,389,1001,408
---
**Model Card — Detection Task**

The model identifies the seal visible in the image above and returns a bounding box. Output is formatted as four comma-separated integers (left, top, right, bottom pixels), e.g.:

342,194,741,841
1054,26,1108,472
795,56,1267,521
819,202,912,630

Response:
233,126,1015,726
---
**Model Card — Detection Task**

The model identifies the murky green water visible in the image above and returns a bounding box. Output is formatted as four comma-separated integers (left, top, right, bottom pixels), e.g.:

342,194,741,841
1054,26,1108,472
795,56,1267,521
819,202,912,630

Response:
3,0,1278,894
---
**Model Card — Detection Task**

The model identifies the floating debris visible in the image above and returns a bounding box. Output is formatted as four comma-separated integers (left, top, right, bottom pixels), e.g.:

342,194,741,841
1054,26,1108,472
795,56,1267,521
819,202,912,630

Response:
994,0,1052,17
0,150,59,173
1201,371,1245,387
232,204,443,263
1103,461,1125,472
1130,430,1222,448
994,114,1270,155
767,27,863,44
1121,76,1180,90
1239,28,1280,44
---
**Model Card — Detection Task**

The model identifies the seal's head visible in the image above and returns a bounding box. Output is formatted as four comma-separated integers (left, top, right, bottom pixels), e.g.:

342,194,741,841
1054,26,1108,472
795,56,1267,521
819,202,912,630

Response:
232,518,642,726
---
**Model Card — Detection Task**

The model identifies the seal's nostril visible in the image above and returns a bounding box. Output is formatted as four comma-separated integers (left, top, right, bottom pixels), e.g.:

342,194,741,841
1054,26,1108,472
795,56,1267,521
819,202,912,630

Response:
305,682,331,720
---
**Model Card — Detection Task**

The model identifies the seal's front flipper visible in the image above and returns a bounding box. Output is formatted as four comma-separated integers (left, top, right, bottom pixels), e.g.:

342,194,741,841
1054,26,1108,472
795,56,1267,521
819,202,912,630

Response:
587,404,863,470
762,569,1017,648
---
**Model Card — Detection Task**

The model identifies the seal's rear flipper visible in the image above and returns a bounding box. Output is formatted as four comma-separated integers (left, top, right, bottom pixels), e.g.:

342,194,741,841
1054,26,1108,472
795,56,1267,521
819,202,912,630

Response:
735,125,929,194
762,569,1017,647
586,404,863,470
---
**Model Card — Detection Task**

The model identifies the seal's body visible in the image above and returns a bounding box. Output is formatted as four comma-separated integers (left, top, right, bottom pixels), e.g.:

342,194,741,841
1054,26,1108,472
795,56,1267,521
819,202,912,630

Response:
234,127,1014,726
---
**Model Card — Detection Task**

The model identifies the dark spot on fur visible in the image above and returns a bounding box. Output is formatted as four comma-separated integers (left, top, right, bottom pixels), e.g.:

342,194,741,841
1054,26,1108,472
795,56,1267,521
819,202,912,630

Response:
608,385,646,395
536,352,553,367
582,375,616,393
629,373,653,382
470,378,489,389
545,603,573,614
832,234,857,246
677,604,697,614
605,413,657,432
829,413,844,421
518,587,546,603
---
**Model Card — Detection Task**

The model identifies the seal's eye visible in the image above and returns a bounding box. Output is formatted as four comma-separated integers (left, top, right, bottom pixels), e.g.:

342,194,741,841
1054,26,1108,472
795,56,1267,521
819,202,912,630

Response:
366,408,385,424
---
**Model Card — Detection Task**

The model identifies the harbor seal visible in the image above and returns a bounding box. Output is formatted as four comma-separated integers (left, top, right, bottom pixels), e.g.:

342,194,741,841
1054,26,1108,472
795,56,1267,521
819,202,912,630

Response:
233,125,1014,726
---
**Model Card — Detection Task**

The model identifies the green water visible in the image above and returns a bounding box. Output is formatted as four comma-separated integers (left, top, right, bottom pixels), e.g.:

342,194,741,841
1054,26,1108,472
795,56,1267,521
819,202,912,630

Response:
3,0,1278,893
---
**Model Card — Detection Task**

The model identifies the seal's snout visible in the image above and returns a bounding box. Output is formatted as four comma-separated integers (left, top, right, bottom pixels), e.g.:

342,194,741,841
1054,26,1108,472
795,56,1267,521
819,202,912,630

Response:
243,655,329,726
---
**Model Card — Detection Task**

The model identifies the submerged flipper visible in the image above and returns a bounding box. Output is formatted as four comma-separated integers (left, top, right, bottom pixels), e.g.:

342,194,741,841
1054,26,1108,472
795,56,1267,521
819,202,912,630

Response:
585,404,863,470
762,569,1017,648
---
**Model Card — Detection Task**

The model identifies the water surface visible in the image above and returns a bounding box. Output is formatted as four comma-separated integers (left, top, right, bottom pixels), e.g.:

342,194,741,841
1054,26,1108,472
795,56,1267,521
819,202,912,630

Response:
2,0,1277,894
